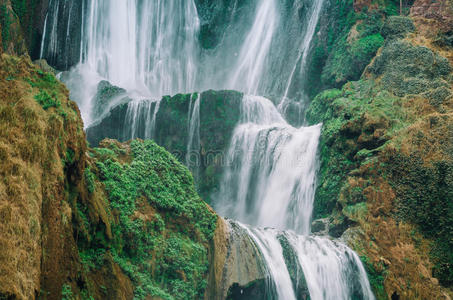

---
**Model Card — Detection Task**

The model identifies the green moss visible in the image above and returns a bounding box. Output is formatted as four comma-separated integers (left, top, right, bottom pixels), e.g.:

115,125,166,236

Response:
84,167,96,194
388,156,453,286
307,80,407,218
305,0,401,96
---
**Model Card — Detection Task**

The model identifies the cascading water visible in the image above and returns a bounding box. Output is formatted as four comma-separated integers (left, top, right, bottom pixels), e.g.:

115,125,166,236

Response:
123,100,159,141
278,0,326,123
81,0,200,96
40,0,376,299
216,95,321,235
41,0,329,126
227,0,278,95
41,0,200,125
217,96,375,299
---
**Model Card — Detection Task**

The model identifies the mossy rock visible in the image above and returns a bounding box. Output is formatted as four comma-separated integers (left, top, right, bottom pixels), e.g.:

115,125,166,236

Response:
368,40,452,97
92,80,128,121
380,16,415,39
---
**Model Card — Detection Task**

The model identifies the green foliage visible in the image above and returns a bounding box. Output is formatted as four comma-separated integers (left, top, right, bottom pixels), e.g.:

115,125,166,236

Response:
31,71,63,110
34,90,61,110
61,284,74,300
305,0,400,96
360,255,387,299
79,140,217,299
321,15,384,89
84,167,96,194
307,80,407,218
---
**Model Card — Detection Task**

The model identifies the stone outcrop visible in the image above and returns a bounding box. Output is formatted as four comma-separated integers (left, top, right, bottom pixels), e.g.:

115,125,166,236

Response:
306,13,453,299
86,89,243,204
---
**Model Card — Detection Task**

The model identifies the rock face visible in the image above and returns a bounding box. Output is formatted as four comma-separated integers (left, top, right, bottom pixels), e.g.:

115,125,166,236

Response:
87,89,243,204
205,219,268,300
0,0,49,58
306,13,453,300
39,0,83,70
91,80,129,121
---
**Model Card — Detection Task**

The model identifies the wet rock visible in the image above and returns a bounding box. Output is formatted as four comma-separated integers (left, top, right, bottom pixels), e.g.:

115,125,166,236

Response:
311,218,330,236
87,90,243,204
226,280,270,300
278,234,310,299
205,219,267,300
33,59,57,74
91,80,129,121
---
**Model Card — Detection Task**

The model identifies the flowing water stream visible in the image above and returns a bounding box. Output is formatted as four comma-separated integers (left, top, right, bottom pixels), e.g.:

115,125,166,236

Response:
40,0,375,299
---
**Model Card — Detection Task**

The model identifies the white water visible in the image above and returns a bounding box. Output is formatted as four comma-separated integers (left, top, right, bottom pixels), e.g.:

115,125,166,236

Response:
286,233,375,300
228,0,278,95
240,224,297,300
82,0,200,97
281,0,326,103
216,95,321,235
123,99,159,141
40,0,329,126
236,223,375,300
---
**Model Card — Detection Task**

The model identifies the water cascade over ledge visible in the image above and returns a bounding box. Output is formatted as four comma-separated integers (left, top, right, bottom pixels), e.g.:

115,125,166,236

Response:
40,0,377,299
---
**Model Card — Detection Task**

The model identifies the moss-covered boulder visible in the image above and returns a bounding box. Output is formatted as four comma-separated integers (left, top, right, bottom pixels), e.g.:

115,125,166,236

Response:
91,80,129,121
380,16,415,39
367,40,452,101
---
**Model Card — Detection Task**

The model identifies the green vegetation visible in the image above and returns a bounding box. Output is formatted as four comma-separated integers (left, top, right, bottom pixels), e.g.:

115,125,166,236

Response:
77,140,217,299
61,284,74,300
388,154,453,286
305,0,405,97
34,90,60,109
307,80,406,218
319,10,384,89
360,255,387,299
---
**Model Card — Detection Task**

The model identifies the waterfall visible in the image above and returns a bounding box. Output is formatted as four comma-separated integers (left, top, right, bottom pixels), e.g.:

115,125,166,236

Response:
215,95,375,299
285,234,375,299
227,0,278,95
186,93,201,180
122,99,159,141
81,0,200,96
281,0,326,102
40,0,376,299
240,225,297,300
40,0,327,123
215,95,321,235
41,0,200,124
